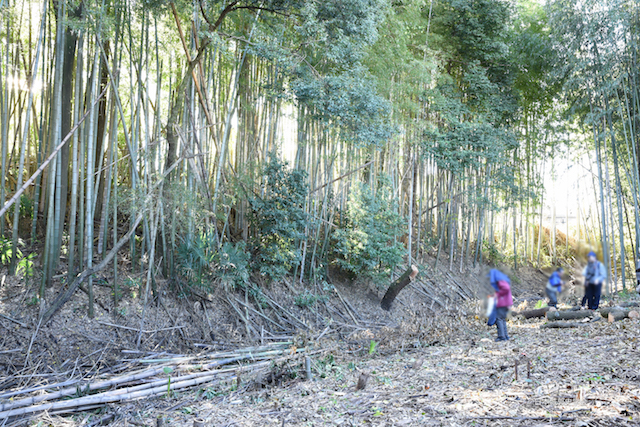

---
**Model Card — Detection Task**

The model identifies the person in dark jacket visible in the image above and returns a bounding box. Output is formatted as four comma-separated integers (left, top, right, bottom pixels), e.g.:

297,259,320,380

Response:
581,251,606,310
489,269,513,342
546,267,564,308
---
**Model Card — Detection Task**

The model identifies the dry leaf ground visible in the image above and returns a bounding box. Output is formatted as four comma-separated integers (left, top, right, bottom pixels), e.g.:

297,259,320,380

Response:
2,263,639,426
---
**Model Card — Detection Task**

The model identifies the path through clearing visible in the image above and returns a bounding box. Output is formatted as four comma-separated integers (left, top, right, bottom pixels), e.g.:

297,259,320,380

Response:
104,314,640,427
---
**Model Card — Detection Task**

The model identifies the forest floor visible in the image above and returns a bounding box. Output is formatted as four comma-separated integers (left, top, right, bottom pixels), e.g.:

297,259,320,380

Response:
1,261,639,426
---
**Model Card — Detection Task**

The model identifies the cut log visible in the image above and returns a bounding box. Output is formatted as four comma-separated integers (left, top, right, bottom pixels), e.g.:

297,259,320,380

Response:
629,310,639,320
599,306,634,318
618,301,640,308
541,321,588,328
608,309,631,323
546,310,594,321
380,265,419,311
515,307,550,319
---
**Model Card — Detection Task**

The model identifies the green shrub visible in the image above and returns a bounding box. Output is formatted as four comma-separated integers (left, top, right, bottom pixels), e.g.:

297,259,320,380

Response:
332,176,406,283
248,154,308,283
177,231,250,291
482,242,505,265
294,291,325,308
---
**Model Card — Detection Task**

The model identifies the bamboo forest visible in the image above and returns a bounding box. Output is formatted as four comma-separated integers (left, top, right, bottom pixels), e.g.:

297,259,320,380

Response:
2,0,640,425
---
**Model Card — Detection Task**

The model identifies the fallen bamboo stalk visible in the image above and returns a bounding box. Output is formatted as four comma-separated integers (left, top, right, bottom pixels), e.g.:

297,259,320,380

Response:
547,310,594,321
232,296,287,330
262,294,309,330
0,347,313,419
0,313,28,328
1,347,286,411
0,372,226,419
334,287,359,324
0,379,80,400
542,321,590,328
96,321,186,334
0,366,171,412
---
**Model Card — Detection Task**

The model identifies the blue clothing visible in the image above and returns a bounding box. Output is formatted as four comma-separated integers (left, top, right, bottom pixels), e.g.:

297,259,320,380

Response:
489,269,511,291
487,269,510,326
584,283,602,309
495,307,509,341
583,261,606,285
548,271,562,293
487,299,497,326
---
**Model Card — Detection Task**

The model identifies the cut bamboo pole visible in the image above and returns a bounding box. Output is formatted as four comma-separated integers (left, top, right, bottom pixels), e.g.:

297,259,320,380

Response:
546,310,594,321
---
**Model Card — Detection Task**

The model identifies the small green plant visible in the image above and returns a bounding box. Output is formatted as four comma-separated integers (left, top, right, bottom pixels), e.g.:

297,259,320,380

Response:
0,238,14,265
202,387,222,399
294,292,324,308
534,300,547,309
584,373,605,383
617,288,635,301
163,367,174,397
368,340,378,355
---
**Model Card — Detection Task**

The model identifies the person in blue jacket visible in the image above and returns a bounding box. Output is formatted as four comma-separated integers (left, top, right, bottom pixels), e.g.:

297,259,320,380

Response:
581,251,606,310
488,269,513,341
546,267,564,308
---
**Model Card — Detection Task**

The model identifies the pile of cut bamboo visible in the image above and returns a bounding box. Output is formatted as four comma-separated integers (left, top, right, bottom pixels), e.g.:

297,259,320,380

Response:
0,341,304,421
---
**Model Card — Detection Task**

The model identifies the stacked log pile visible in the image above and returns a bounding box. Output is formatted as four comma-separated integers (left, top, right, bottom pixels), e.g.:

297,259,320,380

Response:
531,301,640,328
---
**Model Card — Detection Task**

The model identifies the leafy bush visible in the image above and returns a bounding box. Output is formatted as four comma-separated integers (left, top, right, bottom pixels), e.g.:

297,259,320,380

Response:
294,291,325,308
482,241,505,265
177,231,250,292
248,154,309,283
332,177,406,283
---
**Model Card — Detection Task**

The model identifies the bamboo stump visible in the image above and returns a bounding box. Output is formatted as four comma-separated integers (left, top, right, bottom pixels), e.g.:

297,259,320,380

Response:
380,265,419,311
355,372,370,391
546,310,593,321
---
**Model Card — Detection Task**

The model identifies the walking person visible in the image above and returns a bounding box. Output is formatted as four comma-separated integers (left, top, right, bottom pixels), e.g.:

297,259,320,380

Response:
546,267,564,308
489,269,513,342
582,251,606,310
